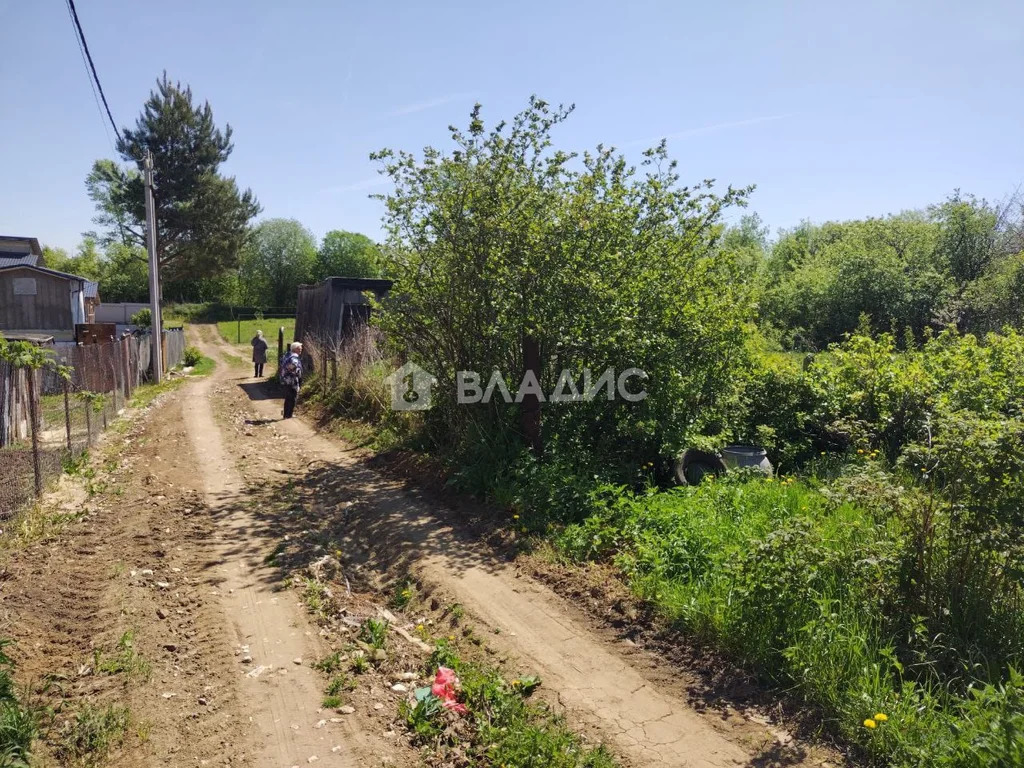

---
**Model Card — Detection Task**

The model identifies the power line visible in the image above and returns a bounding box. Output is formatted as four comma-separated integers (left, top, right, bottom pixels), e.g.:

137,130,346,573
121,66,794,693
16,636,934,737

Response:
63,0,113,150
64,0,121,144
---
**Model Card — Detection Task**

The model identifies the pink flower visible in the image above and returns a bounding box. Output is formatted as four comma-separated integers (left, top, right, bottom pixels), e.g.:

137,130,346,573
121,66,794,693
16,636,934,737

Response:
431,667,466,714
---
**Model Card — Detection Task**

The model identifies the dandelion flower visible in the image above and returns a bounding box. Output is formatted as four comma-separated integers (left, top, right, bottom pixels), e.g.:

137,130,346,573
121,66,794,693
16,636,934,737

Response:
863,719,876,729
512,514,519,519
874,713,888,722
857,449,864,454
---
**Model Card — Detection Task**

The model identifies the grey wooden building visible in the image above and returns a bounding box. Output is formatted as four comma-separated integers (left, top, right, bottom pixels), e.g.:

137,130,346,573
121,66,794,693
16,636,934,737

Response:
0,264,88,342
295,276,393,347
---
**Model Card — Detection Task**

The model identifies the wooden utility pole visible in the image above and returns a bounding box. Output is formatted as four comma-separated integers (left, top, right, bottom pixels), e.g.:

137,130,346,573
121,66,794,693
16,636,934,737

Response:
144,150,164,383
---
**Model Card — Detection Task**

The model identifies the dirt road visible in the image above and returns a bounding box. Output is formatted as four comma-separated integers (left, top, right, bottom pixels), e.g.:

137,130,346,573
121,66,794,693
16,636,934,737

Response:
192,327,837,768
0,326,840,767
179,353,379,767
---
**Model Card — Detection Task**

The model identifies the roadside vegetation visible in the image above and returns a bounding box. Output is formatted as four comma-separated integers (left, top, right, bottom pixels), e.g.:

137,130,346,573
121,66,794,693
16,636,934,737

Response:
0,640,46,767
286,535,618,767
403,640,616,768
297,98,1024,766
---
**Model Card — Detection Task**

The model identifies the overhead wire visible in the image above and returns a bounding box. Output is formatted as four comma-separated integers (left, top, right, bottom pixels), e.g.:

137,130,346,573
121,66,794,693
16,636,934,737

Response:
64,0,121,145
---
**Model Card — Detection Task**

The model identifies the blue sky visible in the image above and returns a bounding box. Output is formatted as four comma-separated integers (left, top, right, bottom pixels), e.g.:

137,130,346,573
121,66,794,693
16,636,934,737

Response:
1,0,1022,253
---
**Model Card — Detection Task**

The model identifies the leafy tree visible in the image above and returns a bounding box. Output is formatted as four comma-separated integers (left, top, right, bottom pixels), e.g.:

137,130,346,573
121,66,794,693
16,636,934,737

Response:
760,215,951,348
719,212,768,276
315,230,382,280
372,97,753,469
931,192,997,289
40,245,68,270
98,243,150,303
964,252,1024,333
130,308,152,328
43,238,103,280
239,219,317,307
85,74,260,291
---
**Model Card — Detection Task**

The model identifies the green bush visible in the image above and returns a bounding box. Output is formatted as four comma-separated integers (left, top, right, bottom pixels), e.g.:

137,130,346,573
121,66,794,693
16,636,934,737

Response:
182,346,202,367
129,308,151,328
374,97,754,474
546,472,1023,764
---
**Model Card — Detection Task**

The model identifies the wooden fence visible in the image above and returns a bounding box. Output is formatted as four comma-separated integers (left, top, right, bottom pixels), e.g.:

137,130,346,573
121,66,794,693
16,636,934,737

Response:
0,328,187,516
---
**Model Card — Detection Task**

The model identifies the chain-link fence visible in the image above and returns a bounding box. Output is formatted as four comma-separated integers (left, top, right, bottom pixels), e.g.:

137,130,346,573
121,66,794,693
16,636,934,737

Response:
0,329,185,518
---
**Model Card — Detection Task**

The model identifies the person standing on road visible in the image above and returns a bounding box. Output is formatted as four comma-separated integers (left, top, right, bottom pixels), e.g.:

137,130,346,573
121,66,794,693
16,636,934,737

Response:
279,341,303,419
251,330,268,378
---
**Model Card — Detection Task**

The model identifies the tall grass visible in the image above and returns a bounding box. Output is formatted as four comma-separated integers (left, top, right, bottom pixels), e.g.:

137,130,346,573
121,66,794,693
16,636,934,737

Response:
301,328,425,451
553,475,1024,766
0,640,45,766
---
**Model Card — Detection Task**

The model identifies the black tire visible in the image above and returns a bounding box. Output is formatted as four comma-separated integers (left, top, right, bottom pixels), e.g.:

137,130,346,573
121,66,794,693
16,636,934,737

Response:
672,448,726,486
684,461,717,486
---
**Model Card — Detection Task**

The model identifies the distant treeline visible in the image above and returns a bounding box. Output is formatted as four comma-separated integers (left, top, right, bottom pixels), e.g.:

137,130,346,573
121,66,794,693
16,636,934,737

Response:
725,192,1024,349
42,223,382,308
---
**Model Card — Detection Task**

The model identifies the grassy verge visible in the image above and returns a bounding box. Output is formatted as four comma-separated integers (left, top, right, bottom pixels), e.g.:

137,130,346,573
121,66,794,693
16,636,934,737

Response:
188,355,216,376
537,471,1024,767
54,703,130,766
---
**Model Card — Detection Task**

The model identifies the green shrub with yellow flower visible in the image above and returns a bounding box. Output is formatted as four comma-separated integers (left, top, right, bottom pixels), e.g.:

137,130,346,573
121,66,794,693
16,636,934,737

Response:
510,327,1024,766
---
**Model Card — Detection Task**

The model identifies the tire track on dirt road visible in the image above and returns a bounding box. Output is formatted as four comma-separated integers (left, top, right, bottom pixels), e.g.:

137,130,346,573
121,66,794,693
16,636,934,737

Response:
196,327,807,768
178,358,378,767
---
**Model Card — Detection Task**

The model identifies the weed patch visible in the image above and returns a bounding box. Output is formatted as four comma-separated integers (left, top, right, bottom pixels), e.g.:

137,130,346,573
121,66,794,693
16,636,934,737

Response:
55,703,130,765
94,631,151,684
0,640,47,765
401,645,616,767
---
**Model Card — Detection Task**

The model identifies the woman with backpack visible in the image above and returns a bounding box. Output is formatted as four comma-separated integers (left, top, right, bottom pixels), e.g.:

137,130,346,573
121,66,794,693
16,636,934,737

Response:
279,342,303,419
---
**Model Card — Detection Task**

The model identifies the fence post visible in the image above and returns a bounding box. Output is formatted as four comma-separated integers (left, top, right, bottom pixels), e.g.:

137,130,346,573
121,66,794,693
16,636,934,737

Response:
123,337,132,399
114,342,123,411
84,398,92,445
27,369,42,498
238,318,242,344
63,378,72,453
278,327,284,367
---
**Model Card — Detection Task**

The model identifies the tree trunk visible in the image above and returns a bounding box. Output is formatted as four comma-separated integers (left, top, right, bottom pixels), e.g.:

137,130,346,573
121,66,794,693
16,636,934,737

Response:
520,334,543,455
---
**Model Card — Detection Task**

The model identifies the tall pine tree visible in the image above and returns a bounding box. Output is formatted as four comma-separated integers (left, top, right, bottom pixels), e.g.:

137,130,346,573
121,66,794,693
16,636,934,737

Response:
86,74,260,292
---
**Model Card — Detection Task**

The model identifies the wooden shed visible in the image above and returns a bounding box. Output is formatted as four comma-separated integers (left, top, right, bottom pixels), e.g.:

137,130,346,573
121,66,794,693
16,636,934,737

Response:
295,277,393,346
0,264,88,341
